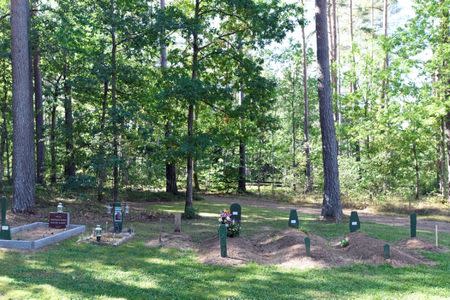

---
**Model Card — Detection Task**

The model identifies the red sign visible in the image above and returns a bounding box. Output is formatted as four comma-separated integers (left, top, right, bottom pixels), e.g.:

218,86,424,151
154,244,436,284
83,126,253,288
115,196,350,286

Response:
49,212,70,229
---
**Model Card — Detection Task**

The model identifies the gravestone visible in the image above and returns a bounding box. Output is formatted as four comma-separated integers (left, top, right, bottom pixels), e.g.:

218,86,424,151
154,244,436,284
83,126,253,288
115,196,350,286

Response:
49,212,70,229
0,196,11,240
230,203,241,223
349,211,360,232
174,213,181,233
304,237,311,257
410,213,417,238
288,209,299,228
219,223,227,257
113,202,123,233
383,244,390,259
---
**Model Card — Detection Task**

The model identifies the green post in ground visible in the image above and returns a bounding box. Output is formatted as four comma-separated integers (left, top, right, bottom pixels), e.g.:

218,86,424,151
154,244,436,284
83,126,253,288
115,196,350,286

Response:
304,237,311,257
410,213,417,238
0,196,11,240
383,244,390,259
288,209,299,228
219,224,227,257
349,211,360,232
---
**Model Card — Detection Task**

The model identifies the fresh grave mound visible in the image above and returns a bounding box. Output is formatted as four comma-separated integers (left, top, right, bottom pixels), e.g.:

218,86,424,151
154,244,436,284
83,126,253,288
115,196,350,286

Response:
396,238,446,253
336,232,434,267
197,229,344,269
146,232,195,250
13,224,66,241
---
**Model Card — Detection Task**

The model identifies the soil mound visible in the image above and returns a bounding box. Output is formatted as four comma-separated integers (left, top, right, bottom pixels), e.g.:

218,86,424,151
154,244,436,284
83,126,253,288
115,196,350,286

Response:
146,232,195,250
396,238,446,253
337,232,434,267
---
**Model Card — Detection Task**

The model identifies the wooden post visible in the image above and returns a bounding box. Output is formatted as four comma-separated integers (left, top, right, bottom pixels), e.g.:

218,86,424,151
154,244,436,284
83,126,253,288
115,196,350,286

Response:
174,213,181,233
435,225,439,247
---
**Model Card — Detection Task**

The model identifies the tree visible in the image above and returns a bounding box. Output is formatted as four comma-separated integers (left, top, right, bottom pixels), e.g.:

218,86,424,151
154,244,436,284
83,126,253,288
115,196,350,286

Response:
315,0,342,221
11,0,35,212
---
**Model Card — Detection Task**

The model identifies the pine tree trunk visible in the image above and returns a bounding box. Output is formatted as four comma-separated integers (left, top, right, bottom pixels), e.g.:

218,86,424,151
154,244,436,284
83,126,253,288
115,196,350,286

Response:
50,78,60,184
238,139,246,193
11,0,36,212
33,42,45,185
110,0,119,202
315,0,343,221
160,0,178,195
97,81,108,201
0,65,8,193
301,2,313,192
185,0,200,212
63,62,75,179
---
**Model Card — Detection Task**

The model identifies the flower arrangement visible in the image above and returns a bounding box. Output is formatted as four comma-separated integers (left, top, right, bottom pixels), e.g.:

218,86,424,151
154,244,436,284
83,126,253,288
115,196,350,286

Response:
219,209,240,237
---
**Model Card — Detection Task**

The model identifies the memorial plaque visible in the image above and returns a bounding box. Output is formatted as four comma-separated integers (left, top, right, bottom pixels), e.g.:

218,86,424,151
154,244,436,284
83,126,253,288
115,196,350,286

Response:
49,212,70,229
230,203,241,223
349,211,360,232
289,209,299,228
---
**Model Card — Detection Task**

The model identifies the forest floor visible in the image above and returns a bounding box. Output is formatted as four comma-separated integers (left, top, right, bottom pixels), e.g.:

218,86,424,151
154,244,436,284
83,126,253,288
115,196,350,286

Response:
0,191,449,299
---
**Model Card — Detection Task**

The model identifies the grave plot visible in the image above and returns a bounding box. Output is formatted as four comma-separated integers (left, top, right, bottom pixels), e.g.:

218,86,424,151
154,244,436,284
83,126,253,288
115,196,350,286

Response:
79,229,135,247
0,201,85,251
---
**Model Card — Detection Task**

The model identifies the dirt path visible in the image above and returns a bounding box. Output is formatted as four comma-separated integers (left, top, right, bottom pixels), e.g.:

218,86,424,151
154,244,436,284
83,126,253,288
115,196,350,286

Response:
204,194,450,233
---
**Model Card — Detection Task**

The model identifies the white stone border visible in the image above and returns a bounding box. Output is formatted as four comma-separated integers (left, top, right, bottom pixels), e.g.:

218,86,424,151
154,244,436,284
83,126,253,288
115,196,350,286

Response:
0,222,85,250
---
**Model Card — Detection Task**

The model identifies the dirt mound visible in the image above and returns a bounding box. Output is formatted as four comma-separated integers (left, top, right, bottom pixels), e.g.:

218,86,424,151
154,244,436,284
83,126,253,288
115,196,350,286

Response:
337,232,434,267
396,238,446,253
197,229,343,269
147,230,434,269
146,232,195,250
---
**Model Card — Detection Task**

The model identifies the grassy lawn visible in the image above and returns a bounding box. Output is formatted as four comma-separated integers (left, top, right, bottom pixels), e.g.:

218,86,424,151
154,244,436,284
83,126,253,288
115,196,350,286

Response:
0,198,449,299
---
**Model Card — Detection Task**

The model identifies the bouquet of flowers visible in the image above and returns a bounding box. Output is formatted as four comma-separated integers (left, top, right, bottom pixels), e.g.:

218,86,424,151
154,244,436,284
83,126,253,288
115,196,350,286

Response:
218,209,240,237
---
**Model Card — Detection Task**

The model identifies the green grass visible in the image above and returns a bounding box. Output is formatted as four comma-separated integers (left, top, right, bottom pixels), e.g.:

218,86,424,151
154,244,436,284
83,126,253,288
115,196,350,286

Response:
0,199,449,299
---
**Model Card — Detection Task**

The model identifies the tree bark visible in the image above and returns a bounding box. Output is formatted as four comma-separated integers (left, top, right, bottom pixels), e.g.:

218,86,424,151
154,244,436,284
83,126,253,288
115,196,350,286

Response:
301,1,313,192
50,77,61,184
110,0,119,202
0,64,8,193
185,0,200,212
63,61,75,179
97,80,108,201
238,138,246,193
33,39,44,185
315,0,343,221
11,0,36,212
160,0,178,195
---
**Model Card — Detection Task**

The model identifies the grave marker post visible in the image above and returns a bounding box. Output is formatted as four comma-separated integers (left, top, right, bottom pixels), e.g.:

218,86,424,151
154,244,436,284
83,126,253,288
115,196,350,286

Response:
288,209,299,228
219,223,227,257
349,211,360,232
113,202,123,233
383,244,390,259
230,203,241,223
0,196,11,240
410,213,417,238
304,237,311,257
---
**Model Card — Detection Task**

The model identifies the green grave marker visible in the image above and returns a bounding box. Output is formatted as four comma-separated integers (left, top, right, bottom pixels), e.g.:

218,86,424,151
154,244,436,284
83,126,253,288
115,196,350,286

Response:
113,202,123,233
349,211,360,232
410,213,417,238
304,237,311,257
288,209,299,228
230,203,241,223
383,244,390,259
219,224,227,257
0,196,11,240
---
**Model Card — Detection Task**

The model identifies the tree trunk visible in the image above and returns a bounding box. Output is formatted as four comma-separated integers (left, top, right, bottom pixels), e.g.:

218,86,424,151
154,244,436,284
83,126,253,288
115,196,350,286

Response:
110,0,119,202
185,0,200,213
97,80,108,201
381,0,389,106
412,141,420,200
11,0,36,212
315,0,343,221
33,40,45,185
160,0,178,195
49,76,60,184
238,139,246,193
63,62,75,179
0,64,8,193
301,1,313,192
